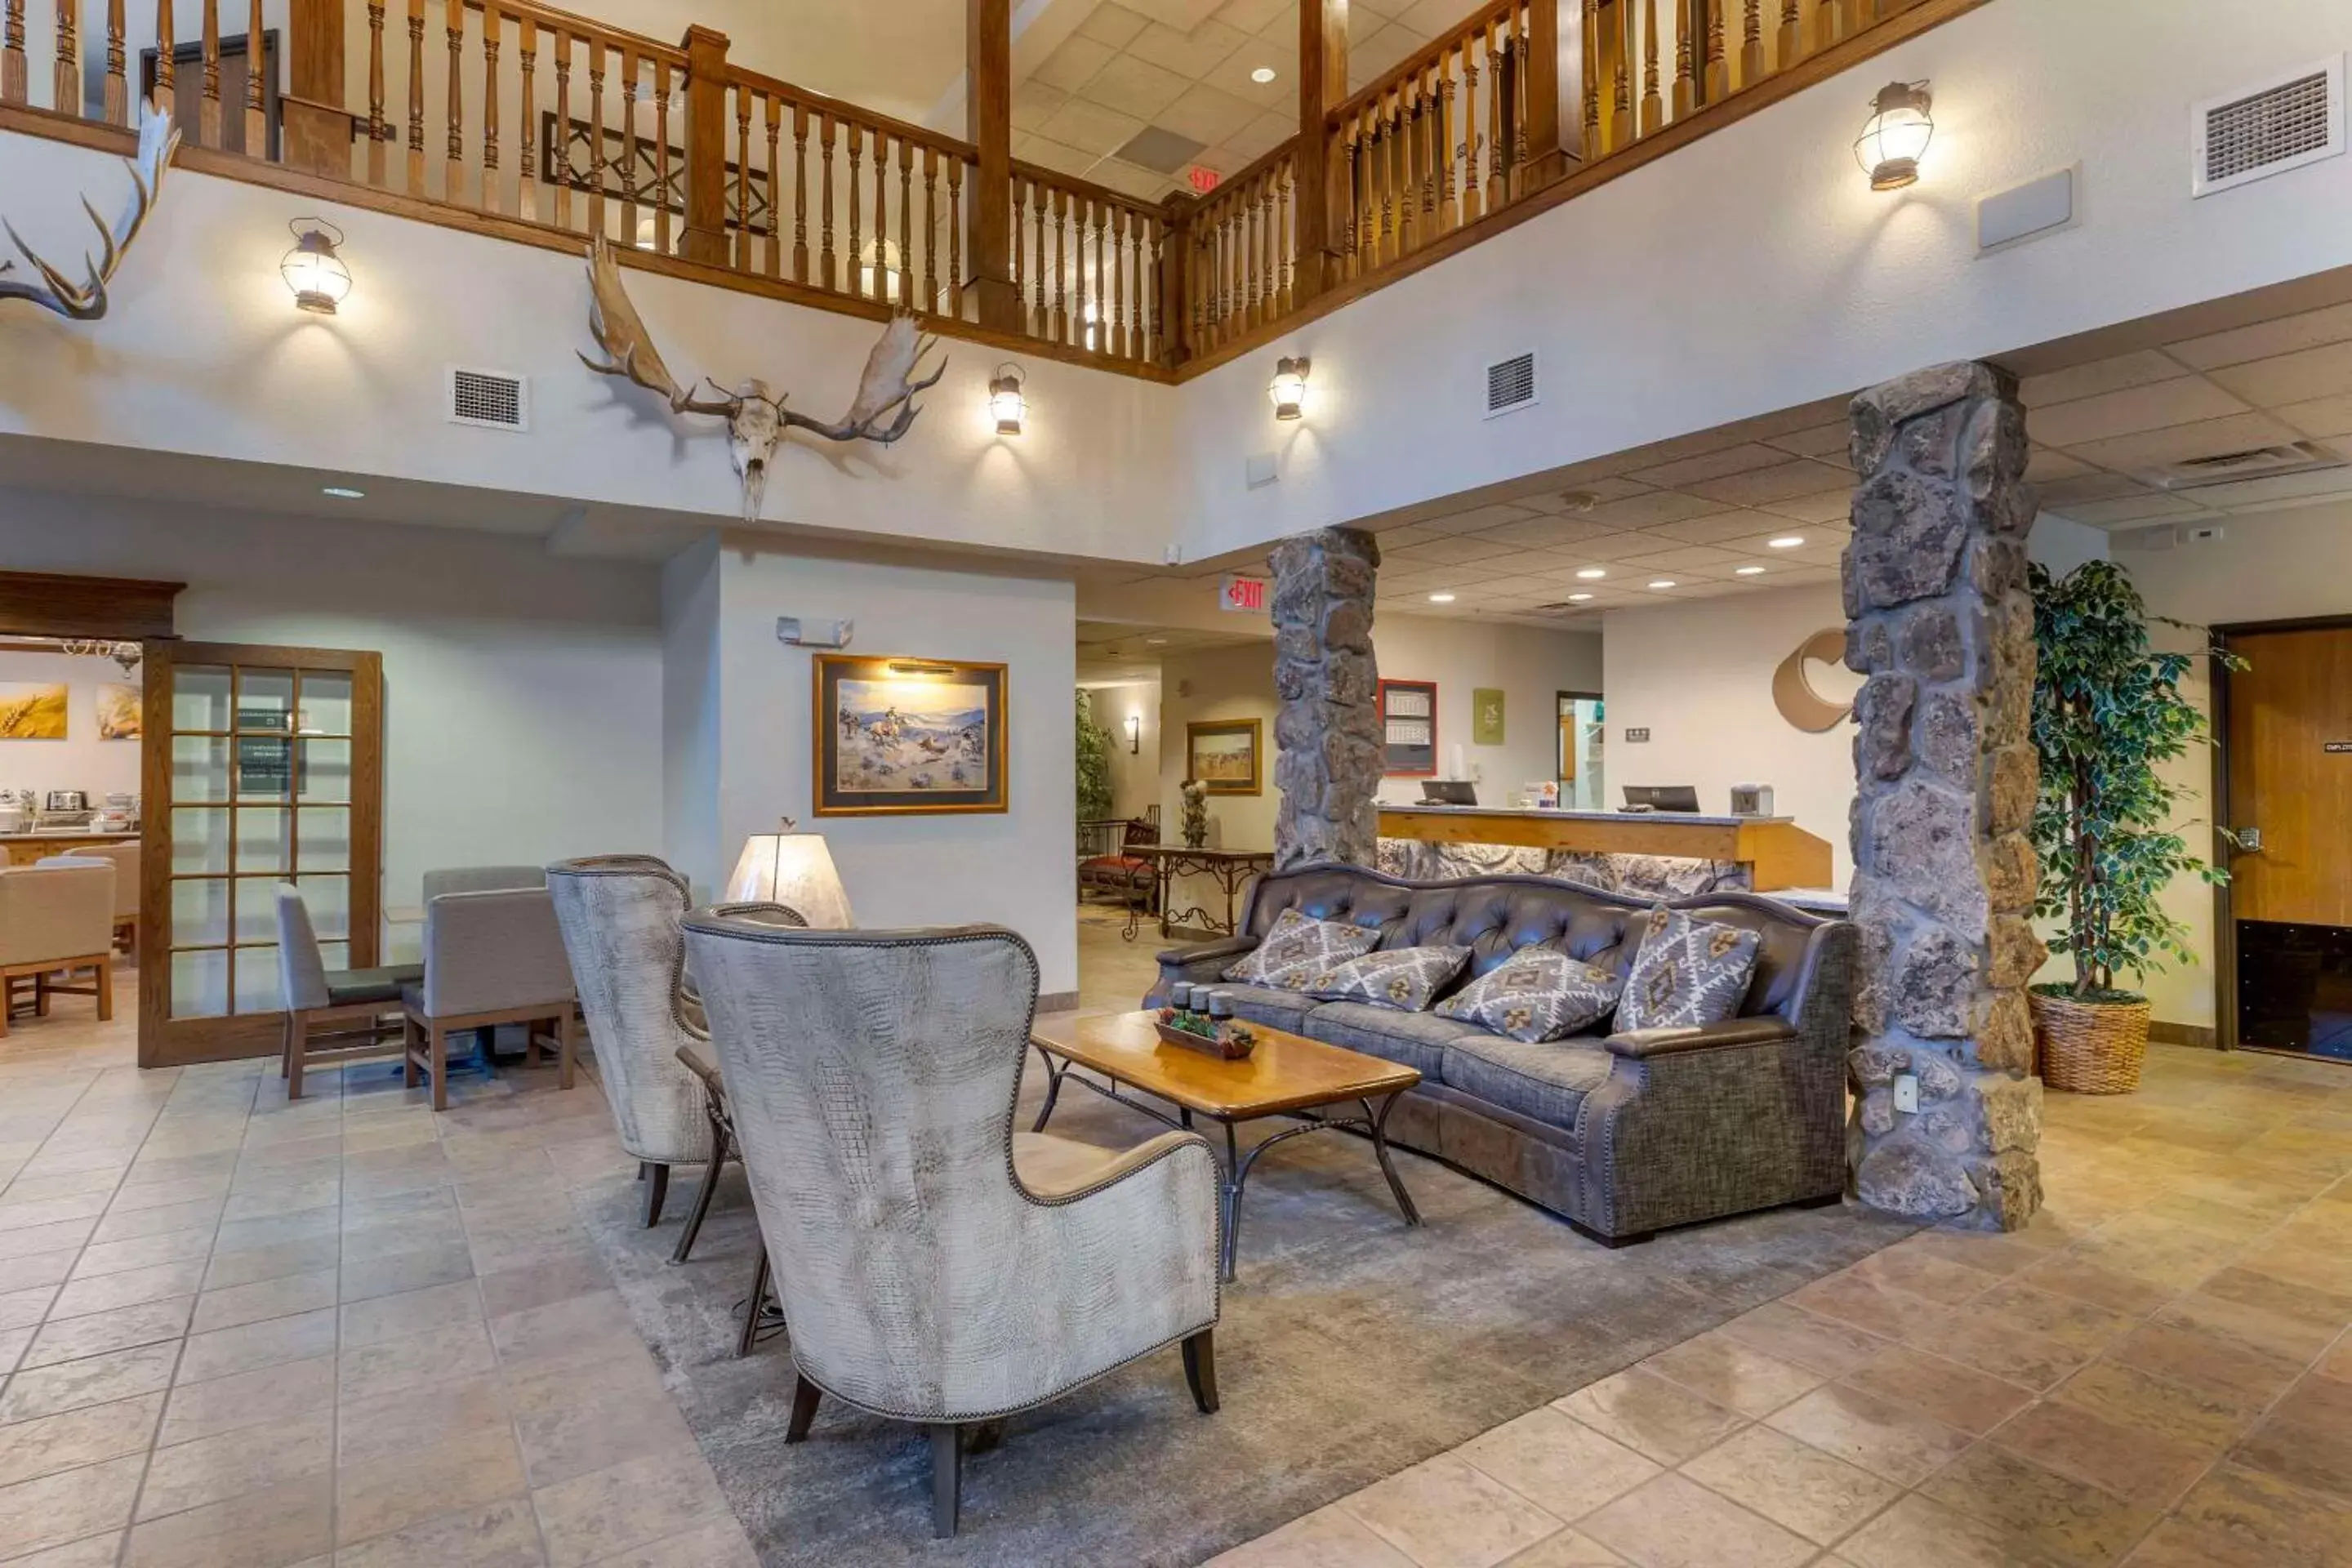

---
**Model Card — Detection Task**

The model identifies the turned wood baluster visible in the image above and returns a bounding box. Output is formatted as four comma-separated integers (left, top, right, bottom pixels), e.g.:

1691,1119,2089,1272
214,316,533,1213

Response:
1031,178,1049,336
1092,196,1107,347
1420,65,1439,233
1052,187,1069,345
363,1,385,180
871,127,889,299
920,145,937,308
1483,20,1505,211
1277,161,1294,313
1640,0,1663,133
1075,197,1092,345
406,0,426,197
818,113,836,291
1673,4,1696,118
243,0,261,151
947,156,964,318
1508,4,1529,183
586,41,605,238
482,12,502,214
1611,0,1633,149
764,96,782,278
845,123,862,295
653,62,670,250
101,0,123,123
1812,0,1842,53
2,0,24,108
53,0,75,115
1579,0,1601,153
1397,83,1418,256
1777,0,1801,66
1108,204,1125,359
733,82,752,270
895,137,913,308
153,0,172,104
197,0,219,147
1433,60,1456,234
444,4,464,204
1740,0,1764,86
617,50,640,243
1704,0,1729,100
791,105,810,283
550,30,572,226
1009,176,1026,321
518,20,539,221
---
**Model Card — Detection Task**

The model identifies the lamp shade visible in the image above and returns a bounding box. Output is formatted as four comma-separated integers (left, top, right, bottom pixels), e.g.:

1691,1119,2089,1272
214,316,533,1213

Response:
725,831,854,929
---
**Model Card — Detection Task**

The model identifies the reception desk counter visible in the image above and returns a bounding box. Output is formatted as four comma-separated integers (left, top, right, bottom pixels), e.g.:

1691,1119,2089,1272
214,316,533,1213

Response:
1376,805,1833,897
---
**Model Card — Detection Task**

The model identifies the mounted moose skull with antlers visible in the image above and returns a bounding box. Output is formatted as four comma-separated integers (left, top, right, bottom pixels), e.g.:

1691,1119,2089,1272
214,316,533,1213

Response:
578,238,945,522
2,109,179,320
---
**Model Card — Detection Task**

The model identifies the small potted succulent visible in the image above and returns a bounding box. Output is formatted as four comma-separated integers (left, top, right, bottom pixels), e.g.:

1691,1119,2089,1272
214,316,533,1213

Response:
2028,560,2234,1093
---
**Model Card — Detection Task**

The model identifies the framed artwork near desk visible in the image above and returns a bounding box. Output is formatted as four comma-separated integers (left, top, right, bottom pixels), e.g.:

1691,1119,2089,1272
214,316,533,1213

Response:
1185,718,1262,795
1379,679,1437,775
813,654,1008,816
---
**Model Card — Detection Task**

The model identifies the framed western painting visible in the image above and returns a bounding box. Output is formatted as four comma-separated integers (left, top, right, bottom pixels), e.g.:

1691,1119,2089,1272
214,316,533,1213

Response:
1186,718,1262,795
813,654,1008,815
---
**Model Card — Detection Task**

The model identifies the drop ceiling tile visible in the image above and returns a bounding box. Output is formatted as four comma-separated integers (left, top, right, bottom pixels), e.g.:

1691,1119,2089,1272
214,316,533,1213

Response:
1642,510,1785,545
1469,517,1625,548
1013,83,1070,132
1034,33,1116,93
1080,52,1192,119
1079,3,1152,48
1395,0,1474,31
2274,393,2352,440
1388,536,1521,566
1223,109,1296,163
2018,350,2189,408
2025,448,2096,481
1617,545,1748,573
1611,421,1784,471
1157,81,1260,146
1685,458,1854,506
1753,488,1856,524
1419,502,1544,534
1374,523,1450,548
2166,301,2352,371
1088,158,1177,200
2033,472,2157,507
1212,0,1290,35
2189,466,2352,510
2065,412,2297,474
1137,17,1250,81
1718,530,1840,559
1040,97,1148,158
2051,492,2212,525
1580,491,1729,529
1016,135,1098,177
1625,443,1793,488
2029,377,2249,448
2205,339,2352,410
1570,530,1690,561
1762,421,1851,461
1223,42,1297,110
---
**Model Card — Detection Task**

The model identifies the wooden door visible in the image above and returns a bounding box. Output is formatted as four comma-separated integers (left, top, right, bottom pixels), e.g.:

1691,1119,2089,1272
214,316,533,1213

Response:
140,643,382,1067
2225,627,2352,926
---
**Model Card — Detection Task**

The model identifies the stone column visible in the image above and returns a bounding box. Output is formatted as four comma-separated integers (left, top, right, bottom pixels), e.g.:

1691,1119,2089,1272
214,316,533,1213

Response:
1842,363,2047,1232
1269,527,1383,870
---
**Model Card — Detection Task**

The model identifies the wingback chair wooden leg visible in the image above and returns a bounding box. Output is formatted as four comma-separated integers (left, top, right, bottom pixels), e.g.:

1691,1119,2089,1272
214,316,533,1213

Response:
555,1008,576,1089
286,1011,307,1101
783,1376,822,1442
929,1425,962,1539
1183,1329,1219,1414
640,1163,670,1227
429,1023,450,1111
403,1017,422,1089
94,957,111,1022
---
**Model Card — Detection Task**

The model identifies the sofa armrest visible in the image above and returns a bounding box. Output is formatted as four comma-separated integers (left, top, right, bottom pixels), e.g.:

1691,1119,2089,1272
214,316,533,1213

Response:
1602,1017,1800,1059
1146,936,1258,1004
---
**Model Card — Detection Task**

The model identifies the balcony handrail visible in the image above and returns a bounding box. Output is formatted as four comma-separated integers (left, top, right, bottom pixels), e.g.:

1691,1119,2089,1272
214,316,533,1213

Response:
1327,0,1522,128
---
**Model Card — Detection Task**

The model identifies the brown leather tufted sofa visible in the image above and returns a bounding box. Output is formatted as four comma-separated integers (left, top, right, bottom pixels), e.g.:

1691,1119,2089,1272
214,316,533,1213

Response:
1152,863,1855,1245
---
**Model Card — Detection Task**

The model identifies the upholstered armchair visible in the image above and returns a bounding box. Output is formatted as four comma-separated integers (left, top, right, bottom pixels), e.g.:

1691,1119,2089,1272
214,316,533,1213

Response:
421,865,547,901
403,886,576,1110
0,864,116,1036
274,884,421,1099
680,914,1223,1538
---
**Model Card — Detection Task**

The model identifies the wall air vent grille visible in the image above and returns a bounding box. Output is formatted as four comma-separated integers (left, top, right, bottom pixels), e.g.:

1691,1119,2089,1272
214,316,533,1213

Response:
2192,57,2344,196
448,366,529,430
1485,352,1537,418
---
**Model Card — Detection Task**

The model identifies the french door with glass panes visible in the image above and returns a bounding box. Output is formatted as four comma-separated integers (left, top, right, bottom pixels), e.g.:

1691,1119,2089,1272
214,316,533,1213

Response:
139,644,383,1067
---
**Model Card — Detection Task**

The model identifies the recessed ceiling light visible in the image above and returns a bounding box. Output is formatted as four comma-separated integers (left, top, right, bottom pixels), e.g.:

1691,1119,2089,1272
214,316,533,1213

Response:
1250,65,1276,83
1735,564,1766,576
1575,567,1607,580
1648,579,1677,589
1567,592,1595,602
321,485,365,499
1767,535,1806,549
1428,592,1457,604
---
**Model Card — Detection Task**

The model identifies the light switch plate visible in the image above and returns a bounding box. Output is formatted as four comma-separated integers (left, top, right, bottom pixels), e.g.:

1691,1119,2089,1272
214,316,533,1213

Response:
1893,1073,1920,1115
1245,452,1278,488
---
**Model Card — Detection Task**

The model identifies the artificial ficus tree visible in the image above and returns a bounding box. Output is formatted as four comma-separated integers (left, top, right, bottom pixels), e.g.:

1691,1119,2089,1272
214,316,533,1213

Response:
1075,690,1115,823
2028,559,2235,1000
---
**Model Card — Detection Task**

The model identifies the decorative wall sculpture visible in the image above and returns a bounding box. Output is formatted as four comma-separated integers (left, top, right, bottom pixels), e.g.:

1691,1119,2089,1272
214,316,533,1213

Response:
1,109,178,320
1773,628,1859,732
578,238,944,522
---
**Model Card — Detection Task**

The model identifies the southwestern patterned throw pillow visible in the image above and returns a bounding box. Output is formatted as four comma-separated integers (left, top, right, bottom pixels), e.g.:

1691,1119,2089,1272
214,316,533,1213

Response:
1304,945,1472,1013
1437,947,1624,1043
1223,907,1381,992
1615,905,1762,1032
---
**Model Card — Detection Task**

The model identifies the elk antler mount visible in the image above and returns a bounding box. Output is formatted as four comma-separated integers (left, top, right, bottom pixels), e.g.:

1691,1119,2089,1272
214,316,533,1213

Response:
578,238,946,522
2,109,180,320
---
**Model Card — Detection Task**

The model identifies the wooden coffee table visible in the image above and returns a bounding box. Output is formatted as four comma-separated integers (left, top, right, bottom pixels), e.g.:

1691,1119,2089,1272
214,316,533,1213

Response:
1029,1010,1423,1281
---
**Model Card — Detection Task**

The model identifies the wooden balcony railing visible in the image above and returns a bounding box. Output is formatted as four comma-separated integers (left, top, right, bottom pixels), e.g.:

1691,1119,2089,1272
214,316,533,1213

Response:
0,0,1983,383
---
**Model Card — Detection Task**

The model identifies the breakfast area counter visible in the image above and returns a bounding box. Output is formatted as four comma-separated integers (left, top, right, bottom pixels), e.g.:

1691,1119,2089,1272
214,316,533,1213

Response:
1376,804,1833,897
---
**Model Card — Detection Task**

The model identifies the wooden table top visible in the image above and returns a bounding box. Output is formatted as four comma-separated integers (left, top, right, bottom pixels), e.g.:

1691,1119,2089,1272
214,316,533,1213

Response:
1031,1009,1419,1119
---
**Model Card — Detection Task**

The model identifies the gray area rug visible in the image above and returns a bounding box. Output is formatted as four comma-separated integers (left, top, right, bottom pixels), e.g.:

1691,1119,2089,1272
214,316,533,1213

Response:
575,1061,1914,1567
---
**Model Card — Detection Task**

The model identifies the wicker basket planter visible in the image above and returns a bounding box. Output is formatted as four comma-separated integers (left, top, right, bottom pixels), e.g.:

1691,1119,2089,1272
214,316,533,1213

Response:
2030,988,2153,1094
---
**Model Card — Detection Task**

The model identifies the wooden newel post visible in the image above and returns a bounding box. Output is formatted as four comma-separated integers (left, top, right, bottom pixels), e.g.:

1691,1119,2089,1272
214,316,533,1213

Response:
282,0,350,176
1293,0,1349,303
966,0,1018,331
1158,192,1194,369
1526,0,1570,182
679,25,732,266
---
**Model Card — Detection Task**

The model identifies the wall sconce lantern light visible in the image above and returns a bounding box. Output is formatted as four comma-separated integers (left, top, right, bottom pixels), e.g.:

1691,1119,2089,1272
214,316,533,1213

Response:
1268,356,1310,420
1125,713,1142,754
1855,81,1933,191
281,217,353,314
989,363,1027,435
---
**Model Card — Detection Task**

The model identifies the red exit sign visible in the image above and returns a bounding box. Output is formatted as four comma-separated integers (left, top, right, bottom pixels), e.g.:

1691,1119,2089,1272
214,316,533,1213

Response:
1218,574,1267,612
1187,165,1222,194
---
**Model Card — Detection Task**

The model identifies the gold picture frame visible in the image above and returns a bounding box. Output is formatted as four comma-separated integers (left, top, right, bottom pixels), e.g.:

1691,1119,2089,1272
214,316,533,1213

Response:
813,654,1009,816
1186,717,1263,796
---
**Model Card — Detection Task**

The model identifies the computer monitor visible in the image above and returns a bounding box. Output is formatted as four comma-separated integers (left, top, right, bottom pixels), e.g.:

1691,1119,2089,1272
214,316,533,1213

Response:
1420,780,1478,806
1622,785,1702,813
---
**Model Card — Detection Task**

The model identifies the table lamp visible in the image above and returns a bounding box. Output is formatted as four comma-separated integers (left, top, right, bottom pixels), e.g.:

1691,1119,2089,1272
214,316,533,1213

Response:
724,818,854,929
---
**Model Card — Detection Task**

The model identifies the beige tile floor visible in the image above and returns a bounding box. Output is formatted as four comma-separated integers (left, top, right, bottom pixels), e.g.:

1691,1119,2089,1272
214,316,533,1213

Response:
1209,1039,2352,1568
0,969,760,1568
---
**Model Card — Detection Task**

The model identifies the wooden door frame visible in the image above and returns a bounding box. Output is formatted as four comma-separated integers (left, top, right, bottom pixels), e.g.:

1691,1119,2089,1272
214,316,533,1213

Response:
139,642,385,1068
2208,613,2352,1055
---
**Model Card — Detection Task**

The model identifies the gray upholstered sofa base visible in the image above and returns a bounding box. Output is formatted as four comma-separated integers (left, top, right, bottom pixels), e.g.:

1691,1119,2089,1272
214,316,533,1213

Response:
1152,864,1856,1245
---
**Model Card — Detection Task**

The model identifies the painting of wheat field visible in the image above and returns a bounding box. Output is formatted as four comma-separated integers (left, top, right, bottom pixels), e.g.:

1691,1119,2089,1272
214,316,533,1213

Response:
0,684,69,740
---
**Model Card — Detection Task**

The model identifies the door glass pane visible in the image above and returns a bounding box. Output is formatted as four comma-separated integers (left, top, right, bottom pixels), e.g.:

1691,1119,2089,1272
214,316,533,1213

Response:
235,808,291,874
172,808,229,873
297,740,352,804
169,949,229,1018
171,878,229,947
300,874,350,942
237,670,296,733
235,737,293,801
299,671,353,737
233,880,278,943
296,807,350,872
234,950,283,1013
172,666,232,732
317,940,350,973
172,737,230,803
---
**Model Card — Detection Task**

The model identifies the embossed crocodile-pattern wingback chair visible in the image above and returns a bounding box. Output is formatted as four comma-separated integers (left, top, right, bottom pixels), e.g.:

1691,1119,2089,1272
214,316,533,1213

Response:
680,913,1224,1539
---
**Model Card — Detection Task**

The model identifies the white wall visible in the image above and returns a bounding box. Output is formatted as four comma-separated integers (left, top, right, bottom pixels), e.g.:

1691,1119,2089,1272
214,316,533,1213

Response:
1369,617,1603,807
1156,644,1279,854
0,488,666,954
1082,679,1160,822
695,539,1081,998
660,533,726,902
1174,0,2352,560
0,650,145,801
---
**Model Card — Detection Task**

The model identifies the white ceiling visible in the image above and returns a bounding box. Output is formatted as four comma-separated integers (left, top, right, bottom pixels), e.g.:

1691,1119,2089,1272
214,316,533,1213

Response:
1077,618,1259,680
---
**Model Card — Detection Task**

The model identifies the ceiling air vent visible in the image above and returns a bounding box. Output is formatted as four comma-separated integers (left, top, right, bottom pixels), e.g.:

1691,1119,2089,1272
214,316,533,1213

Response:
2191,56,2344,196
2137,440,2341,490
1485,352,1537,419
448,366,529,430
